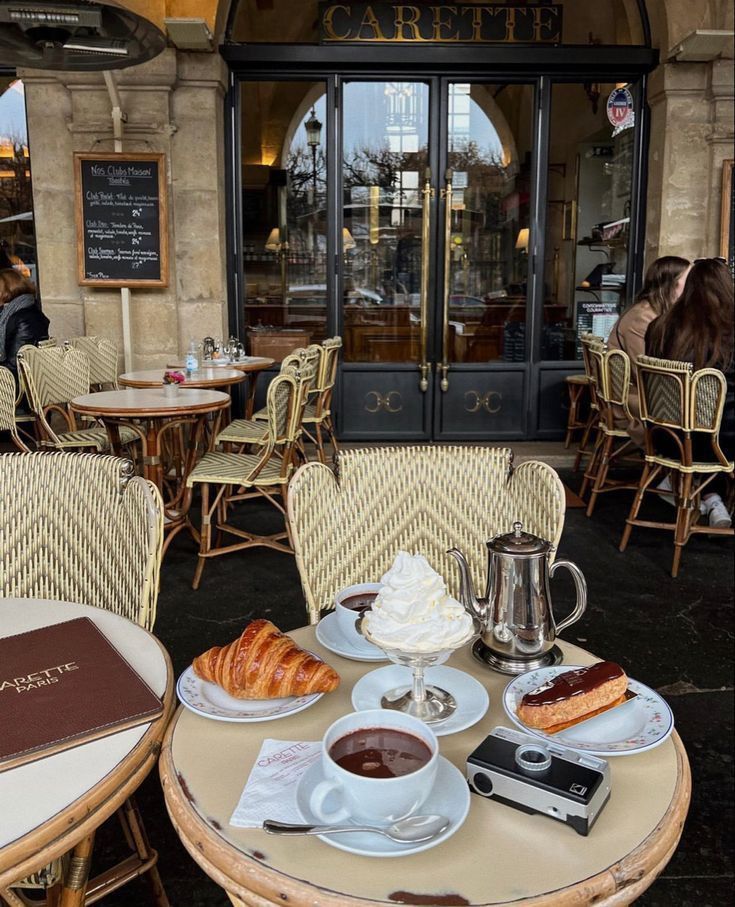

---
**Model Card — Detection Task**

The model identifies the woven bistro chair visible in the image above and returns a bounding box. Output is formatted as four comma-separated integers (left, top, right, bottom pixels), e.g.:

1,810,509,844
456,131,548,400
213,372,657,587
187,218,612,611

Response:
0,451,167,906
16,344,137,452
187,370,306,589
620,355,734,576
573,333,605,472
37,337,57,349
581,347,641,516
0,366,29,451
66,335,120,390
300,336,342,463
287,445,566,625
217,345,319,452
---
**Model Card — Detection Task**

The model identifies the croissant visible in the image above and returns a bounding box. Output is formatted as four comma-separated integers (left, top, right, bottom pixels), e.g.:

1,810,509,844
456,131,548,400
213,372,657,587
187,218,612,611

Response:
192,619,340,699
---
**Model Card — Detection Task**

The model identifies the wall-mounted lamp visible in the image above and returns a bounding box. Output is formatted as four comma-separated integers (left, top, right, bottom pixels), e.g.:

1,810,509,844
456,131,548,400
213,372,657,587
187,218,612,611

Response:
515,228,529,253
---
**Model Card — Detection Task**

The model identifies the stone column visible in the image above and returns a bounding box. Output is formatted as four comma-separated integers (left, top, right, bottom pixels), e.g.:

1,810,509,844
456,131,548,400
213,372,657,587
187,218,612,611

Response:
645,56,734,263
20,48,230,368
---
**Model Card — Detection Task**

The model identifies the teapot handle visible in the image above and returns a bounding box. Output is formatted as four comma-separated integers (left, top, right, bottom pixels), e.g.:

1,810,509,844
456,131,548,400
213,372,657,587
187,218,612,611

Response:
549,560,587,634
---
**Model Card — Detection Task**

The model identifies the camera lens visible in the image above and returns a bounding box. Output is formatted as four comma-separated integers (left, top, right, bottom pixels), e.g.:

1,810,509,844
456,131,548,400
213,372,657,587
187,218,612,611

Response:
515,743,552,773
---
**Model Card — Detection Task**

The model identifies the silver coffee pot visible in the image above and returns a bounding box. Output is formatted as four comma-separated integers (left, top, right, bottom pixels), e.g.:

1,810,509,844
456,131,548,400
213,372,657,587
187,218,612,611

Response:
448,522,587,674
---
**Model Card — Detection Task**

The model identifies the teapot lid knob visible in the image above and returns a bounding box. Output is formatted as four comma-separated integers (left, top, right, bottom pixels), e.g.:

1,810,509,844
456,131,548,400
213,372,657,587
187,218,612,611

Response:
513,521,523,538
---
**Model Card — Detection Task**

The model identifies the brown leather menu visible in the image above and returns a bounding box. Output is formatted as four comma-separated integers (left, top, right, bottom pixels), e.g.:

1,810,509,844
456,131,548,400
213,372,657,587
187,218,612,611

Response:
0,617,163,772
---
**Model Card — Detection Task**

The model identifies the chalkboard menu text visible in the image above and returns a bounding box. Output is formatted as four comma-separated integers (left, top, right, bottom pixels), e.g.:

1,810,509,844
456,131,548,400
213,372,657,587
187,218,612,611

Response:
74,152,168,287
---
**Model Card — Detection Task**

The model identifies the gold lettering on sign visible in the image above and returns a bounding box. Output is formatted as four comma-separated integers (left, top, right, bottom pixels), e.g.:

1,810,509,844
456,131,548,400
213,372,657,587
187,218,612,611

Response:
464,390,502,414
461,4,484,41
365,390,403,413
394,5,423,40
322,4,352,40
431,5,458,41
358,5,387,40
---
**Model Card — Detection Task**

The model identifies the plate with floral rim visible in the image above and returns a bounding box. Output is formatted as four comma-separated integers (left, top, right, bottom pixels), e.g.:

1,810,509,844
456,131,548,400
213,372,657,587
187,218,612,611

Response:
176,666,324,722
502,665,674,756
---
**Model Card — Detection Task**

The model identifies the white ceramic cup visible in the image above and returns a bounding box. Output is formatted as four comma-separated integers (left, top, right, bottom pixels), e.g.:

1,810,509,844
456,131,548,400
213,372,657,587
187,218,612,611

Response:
334,582,381,650
309,709,439,824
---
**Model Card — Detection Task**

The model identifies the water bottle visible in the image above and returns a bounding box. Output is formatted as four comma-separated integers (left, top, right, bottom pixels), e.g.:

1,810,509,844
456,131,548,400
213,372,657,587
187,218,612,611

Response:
185,339,199,374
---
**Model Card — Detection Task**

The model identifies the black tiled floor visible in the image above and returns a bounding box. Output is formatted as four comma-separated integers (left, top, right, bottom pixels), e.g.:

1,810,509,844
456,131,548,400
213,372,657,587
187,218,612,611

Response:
88,468,734,905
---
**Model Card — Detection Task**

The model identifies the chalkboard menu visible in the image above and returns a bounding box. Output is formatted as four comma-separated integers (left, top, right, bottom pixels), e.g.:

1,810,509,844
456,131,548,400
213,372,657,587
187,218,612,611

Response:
74,152,168,287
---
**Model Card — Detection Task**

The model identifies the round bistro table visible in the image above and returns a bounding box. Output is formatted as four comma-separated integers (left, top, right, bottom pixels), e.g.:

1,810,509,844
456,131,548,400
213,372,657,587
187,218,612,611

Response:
119,368,247,391
70,388,230,549
159,631,691,907
0,598,173,906
166,358,275,419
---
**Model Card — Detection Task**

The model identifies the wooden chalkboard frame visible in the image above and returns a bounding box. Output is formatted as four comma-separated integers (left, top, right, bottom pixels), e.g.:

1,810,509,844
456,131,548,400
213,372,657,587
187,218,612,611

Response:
74,152,169,288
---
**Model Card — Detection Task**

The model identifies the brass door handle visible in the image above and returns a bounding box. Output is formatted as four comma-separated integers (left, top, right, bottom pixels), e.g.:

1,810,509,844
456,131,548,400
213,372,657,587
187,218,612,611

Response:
440,168,453,392
419,167,433,392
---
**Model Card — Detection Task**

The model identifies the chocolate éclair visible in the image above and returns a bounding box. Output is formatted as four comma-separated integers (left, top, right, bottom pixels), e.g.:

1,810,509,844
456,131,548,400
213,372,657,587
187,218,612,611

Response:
517,661,628,730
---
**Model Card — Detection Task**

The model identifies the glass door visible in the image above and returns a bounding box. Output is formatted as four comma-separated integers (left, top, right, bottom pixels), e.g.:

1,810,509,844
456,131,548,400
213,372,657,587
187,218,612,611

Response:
338,78,537,439
433,81,536,438
339,79,435,438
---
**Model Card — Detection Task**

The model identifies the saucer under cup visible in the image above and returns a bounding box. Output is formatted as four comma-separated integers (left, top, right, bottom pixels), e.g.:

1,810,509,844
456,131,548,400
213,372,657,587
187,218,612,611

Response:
310,709,438,825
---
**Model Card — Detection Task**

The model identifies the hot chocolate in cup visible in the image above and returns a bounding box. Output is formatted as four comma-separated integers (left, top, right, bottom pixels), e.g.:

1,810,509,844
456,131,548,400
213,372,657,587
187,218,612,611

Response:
309,709,439,825
334,582,381,649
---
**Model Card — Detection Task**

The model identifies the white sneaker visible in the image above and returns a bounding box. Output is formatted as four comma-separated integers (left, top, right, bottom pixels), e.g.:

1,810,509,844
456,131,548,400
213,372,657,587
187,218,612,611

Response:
702,496,732,529
656,475,675,507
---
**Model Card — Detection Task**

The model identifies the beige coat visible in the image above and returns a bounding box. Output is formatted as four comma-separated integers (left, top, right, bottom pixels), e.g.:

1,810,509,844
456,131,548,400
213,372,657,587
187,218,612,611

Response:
607,301,658,447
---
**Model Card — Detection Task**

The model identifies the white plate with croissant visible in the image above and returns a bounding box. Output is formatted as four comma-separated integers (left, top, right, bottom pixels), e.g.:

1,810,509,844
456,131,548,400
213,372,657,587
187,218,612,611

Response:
177,620,341,723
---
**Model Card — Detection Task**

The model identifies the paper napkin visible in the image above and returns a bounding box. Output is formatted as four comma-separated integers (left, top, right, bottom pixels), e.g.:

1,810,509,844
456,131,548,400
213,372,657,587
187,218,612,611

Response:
230,739,321,828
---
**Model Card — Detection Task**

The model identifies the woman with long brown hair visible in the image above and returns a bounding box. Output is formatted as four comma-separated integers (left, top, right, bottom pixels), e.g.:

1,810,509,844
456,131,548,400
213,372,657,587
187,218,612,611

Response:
646,257,734,528
0,268,49,383
607,255,691,445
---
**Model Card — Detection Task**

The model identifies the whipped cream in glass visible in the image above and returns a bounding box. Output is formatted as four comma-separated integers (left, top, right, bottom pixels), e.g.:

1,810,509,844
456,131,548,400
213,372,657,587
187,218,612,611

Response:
362,551,474,653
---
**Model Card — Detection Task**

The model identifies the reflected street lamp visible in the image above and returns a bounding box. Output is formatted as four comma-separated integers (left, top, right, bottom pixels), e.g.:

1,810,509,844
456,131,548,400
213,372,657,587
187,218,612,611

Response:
305,107,322,256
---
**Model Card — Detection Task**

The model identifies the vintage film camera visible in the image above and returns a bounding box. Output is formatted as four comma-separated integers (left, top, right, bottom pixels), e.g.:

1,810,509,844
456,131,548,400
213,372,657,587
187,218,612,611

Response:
466,727,611,836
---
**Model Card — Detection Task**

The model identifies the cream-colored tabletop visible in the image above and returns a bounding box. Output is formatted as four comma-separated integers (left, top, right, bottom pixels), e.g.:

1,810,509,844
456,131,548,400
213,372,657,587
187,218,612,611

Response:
160,630,690,907
0,598,174,897
119,368,247,390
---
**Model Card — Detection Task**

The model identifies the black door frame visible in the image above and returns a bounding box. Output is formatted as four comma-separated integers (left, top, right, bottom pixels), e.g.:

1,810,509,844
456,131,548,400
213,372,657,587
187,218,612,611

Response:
224,42,658,439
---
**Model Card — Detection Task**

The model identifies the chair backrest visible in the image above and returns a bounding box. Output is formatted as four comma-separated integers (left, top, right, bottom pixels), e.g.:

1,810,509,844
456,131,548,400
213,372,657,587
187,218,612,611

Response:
17,345,91,409
0,452,164,629
287,446,566,623
316,336,342,393
0,366,28,451
636,355,692,430
580,333,605,406
636,355,731,468
37,338,57,349
597,348,633,426
67,336,119,388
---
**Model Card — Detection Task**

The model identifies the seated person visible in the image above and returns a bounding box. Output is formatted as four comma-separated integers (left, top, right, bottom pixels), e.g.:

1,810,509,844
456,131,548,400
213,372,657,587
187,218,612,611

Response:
608,255,690,445
0,268,50,386
645,258,734,528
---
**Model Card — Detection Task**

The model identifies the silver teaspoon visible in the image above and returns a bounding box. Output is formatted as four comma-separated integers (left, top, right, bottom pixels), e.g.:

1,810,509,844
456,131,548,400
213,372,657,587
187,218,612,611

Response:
263,813,450,843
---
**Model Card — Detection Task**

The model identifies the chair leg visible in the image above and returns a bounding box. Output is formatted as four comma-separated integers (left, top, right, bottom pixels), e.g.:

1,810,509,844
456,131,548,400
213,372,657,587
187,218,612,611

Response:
620,462,655,552
192,484,211,590
326,417,339,465
586,434,614,517
119,797,170,907
671,472,694,578
315,422,326,464
564,383,583,449
580,429,603,499
574,410,597,473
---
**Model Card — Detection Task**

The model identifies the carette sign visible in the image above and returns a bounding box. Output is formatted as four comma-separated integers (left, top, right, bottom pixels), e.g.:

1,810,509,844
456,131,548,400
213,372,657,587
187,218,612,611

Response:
319,2,563,43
